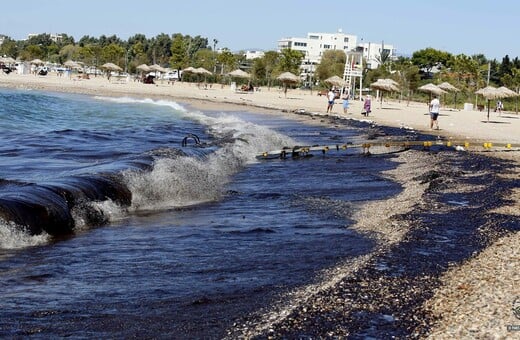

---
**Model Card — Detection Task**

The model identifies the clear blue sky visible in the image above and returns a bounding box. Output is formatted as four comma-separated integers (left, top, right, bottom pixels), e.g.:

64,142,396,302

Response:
1,0,516,60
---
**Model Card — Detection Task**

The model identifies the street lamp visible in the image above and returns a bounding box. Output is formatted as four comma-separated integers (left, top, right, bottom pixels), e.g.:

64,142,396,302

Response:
213,38,218,74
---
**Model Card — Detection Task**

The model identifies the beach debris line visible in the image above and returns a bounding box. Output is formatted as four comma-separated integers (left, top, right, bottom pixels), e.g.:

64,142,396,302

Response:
257,140,520,159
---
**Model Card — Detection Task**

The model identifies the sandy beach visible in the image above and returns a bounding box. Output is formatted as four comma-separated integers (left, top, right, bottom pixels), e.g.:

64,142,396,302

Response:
1,73,519,337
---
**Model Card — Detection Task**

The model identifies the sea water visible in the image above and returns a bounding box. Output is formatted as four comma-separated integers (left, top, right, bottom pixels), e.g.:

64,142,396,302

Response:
0,88,401,337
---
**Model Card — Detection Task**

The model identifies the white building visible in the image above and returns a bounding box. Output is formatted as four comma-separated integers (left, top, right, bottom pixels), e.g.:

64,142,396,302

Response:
358,41,396,69
244,50,265,60
27,33,63,43
277,29,396,80
278,29,357,63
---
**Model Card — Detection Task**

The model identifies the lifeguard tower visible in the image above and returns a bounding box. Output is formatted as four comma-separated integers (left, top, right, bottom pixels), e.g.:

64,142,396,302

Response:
343,51,363,100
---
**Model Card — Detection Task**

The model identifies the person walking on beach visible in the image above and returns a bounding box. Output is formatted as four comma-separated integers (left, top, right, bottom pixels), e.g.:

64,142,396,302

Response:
429,95,440,130
326,88,335,113
496,100,503,115
362,95,371,116
342,94,350,114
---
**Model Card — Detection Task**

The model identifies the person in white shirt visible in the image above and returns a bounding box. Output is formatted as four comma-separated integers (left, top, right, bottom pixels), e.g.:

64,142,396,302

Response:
326,89,335,113
429,95,440,130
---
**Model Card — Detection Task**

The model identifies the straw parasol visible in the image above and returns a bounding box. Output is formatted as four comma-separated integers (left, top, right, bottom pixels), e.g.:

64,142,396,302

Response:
1,57,15,64
497,86,518,98
475,86,508,122
30,58,44,65
101,62,122,72
228,69,250,79
418,83,447,100
194,67,212,75
183,66,196,73
438,82,460,92
64,60,80,68
370,78,400,108
324,75,346,87
136,64,150,72
277,71,300,97
438,81,460,108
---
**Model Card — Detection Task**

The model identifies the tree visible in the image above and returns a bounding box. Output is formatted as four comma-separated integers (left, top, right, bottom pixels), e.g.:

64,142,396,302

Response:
101,43,125,65
0,37,18,58
315,50,346,83
217,49,237,75
276,48,304,75
251,51,279,88
19,44,45,60
59,44,81,62
392,56,420,103
411,48,452,74
170,33,189,69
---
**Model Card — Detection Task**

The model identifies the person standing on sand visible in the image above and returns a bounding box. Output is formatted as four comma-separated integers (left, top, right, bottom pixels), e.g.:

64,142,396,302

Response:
363,95,371,116
326,88,335,113
429,95,440,130
342,94,350,114
496,100,503,115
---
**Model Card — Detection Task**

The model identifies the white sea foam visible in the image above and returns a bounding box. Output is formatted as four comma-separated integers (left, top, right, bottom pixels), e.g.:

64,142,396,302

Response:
93,96,188,113
0,219,50,249
123,106,295,211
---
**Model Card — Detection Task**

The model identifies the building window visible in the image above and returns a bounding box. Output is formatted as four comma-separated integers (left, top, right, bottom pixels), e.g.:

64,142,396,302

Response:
294,42,307,47
324,44,331,49
344,37,349,42
309,35,319,40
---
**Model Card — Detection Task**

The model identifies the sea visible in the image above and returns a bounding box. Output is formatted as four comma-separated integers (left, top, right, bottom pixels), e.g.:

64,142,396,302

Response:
0,88,406,338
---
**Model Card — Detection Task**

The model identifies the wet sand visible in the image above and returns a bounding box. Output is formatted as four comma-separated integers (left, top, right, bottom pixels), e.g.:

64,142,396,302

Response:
1,73,519,338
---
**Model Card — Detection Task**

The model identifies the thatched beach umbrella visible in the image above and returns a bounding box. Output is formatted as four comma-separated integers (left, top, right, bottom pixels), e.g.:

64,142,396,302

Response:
324,75,346,87
194,67,212,75
101,62,122,72
277,71,300,97
1,56,15,64
497,86,518,98
30,58,44,65
418,83,447,101
228,69,250,79
438,82,460,108
370,78,399,108
475,86,507,122
228,69,251,87
136,64,150,72
438,82,460,92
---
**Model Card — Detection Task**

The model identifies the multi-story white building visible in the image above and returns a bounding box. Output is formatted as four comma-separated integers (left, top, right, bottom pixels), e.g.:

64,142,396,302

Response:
277,29,396,81
358,41,396,69
278,29,357,63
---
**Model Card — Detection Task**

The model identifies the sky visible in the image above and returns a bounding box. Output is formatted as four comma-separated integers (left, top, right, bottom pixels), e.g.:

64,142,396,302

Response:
1,0,517,60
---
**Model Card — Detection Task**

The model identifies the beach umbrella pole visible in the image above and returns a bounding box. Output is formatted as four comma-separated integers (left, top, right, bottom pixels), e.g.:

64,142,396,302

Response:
487,99,490,122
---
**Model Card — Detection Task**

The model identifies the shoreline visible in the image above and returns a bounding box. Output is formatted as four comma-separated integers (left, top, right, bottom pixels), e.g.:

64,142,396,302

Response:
1,74,519,337
1,73,519,145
